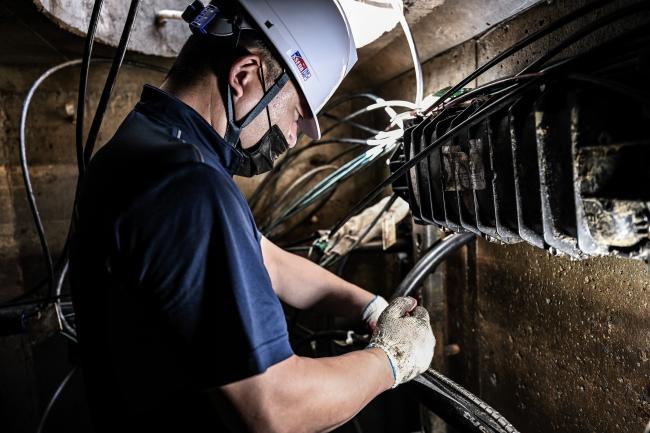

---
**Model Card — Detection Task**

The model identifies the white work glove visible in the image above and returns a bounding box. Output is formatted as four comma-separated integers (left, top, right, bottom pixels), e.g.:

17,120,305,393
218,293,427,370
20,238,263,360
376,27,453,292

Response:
367,297,435,388
361,295,389,331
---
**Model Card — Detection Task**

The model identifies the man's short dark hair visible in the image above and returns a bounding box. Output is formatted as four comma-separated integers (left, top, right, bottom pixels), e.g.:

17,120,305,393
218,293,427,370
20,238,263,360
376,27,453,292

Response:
166,31,284,92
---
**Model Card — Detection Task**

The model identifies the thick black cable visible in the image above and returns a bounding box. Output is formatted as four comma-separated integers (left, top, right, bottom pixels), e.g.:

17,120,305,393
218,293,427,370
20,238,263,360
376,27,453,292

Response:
423,0,612,115
408,369,520,433
83,0,142,165
433,72,545,110
518,0,650,76
76,0,105,175
392,233,476,299
35,366,78,433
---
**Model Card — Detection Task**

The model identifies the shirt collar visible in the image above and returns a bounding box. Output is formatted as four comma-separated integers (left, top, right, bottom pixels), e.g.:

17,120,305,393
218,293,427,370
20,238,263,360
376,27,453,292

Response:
135,84,243,175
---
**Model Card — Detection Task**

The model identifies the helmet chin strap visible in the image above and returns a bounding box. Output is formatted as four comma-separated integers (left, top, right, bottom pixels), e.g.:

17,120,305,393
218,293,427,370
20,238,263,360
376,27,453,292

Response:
224,70,290,147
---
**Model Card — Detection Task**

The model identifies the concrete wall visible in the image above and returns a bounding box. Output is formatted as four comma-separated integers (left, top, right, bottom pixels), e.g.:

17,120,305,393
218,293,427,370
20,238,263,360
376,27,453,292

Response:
0,62,167,432
376,1,650,432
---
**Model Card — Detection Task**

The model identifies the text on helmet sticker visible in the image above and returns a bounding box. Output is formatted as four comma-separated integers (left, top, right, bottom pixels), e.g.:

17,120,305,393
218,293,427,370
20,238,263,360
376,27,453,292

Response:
290,51,312,81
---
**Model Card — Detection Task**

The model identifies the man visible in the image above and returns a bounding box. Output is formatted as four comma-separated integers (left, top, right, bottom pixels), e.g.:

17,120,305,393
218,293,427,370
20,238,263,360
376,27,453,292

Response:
69,1,435,432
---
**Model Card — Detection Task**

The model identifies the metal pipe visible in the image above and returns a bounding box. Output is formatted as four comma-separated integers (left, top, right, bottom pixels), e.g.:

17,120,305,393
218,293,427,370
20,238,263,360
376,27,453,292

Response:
155,9,183,25
392,232,475,299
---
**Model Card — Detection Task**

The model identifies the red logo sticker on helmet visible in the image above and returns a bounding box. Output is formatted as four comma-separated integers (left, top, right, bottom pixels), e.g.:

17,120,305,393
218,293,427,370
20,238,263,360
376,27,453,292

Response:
291,51,312,81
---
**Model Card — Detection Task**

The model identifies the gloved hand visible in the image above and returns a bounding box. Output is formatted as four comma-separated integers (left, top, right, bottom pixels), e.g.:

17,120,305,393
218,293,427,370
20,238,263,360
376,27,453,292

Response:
367,296,435,388
361,295,389,331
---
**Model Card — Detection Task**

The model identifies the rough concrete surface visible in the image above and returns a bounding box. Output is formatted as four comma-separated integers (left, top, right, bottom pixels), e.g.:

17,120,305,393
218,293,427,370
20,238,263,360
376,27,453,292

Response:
0,64,167,304
475,239,650,433
475,0,650,85
33,0,191,57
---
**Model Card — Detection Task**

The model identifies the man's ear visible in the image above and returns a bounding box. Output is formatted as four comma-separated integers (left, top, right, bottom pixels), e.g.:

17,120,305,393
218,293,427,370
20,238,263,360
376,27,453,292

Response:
229,54,263,99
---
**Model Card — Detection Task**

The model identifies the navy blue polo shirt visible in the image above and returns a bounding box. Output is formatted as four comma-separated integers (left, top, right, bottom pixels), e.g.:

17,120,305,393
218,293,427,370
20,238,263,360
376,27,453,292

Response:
69,85,293,432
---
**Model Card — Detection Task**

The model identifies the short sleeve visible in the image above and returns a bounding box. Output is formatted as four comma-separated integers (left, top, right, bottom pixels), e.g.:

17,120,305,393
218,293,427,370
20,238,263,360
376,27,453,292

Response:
117,163,293,388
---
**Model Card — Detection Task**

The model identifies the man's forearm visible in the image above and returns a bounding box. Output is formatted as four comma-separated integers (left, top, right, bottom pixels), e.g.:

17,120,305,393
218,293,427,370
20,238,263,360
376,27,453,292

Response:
261,237,375,318
222,348,393,433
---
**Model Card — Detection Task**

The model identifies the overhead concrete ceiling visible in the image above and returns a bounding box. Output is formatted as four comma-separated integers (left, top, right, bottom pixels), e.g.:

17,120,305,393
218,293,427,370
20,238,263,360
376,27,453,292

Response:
7,0,541,88
32,0,190,57
30,0,541,64
348,0,542,89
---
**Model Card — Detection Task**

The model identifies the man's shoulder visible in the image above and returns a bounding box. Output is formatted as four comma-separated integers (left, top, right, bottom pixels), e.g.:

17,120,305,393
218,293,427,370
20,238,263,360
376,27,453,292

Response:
92,111,203,173
165,161,240,201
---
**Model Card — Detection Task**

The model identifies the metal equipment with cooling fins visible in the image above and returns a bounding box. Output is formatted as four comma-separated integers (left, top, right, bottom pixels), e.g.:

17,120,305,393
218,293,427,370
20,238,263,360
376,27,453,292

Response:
390,36,650,262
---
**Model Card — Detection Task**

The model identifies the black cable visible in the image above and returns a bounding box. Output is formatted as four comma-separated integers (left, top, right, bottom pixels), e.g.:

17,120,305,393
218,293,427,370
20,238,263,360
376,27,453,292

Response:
0,294,71,311
322,93,385,112
392,233,476,299
433,72,545,110
321,112,381,135
518,0,650,76
567,73,650,105
14,57,168,310
293,330,368,349
249,93,397,211
279,234,321,249
267,141,399,235
261,144,365,239
83,0,142,165
326,143,365,164
249,139,369,211
265,144,365,242
260,165,338,230
248,93,384,210
2,275,48,305
407,368,520,433
423,0,612,115
35,366,78,433
351,418,364,433
76,0,105,175
268,192,336,242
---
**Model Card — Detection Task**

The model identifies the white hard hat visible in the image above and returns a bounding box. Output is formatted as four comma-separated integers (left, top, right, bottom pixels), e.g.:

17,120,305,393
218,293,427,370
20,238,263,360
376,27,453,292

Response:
236,0,358,140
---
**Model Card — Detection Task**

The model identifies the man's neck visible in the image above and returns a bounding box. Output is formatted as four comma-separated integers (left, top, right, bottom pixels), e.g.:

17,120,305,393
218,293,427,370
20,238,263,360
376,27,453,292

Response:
160,74,228,138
